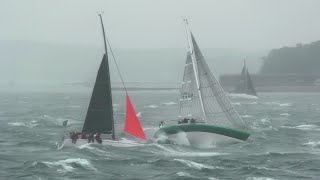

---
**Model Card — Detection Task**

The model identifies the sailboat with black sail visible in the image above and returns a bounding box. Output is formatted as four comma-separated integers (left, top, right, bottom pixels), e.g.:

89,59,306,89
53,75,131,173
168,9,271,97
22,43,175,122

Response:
154,20,250,147
232,60,257,97
62,15,146,148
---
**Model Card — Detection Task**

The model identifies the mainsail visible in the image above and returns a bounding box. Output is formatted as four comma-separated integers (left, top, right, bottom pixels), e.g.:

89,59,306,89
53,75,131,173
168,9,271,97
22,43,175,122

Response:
82,54,114,134
179,53,205,122
234,61,257,96
179,20,248,130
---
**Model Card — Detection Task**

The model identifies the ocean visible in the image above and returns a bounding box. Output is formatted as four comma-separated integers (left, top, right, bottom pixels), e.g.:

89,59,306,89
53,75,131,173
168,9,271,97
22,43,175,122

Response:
1,90,320,180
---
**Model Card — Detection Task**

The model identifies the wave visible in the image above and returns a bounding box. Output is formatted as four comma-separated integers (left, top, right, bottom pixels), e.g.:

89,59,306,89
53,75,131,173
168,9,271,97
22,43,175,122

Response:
241,115,253,118
231,102,241,106
136,112,142,117
248,102,258,105
162,102,177,106
8,122,38,128
281,124,319,131
303,141,320,148
263,102,292,107
280,113,290,116
176,171,192,177
279,103,292,107
228,93,258,99
208,177,220,180
150,144,227,157
147,105,159,108
41,158,97,173
174,159,219,170
246,177,277,180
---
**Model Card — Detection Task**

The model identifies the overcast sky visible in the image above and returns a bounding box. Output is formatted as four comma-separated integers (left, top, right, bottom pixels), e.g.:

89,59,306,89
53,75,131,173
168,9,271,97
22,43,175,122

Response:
1,0,320,49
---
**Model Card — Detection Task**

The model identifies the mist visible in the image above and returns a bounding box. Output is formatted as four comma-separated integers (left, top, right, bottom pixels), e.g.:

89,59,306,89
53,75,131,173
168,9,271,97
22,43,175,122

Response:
1,0,320,90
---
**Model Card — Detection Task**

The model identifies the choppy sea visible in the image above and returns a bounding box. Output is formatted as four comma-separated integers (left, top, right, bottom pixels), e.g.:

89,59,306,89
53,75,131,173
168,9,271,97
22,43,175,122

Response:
1,90,320,180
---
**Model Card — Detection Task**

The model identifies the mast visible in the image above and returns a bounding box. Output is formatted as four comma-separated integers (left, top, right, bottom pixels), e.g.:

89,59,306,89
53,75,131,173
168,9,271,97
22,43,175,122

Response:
99,14,115,140
243,59,247,92
183,19,206,122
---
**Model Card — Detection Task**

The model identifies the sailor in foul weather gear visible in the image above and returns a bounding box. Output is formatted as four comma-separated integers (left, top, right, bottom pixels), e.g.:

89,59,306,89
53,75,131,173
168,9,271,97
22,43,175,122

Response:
95,133,102,144
88,133,94,143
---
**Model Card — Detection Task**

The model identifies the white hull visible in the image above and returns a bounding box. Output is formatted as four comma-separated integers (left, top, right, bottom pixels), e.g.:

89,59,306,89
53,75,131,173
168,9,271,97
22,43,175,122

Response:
60,138,144,148
164,131,243,148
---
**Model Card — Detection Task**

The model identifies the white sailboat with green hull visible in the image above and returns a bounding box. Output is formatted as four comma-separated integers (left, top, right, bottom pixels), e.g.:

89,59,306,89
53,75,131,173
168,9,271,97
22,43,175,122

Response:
154,20,250,146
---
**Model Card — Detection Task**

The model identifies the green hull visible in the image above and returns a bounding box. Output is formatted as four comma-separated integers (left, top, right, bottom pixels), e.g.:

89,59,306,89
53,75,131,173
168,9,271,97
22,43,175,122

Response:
155,124,250,141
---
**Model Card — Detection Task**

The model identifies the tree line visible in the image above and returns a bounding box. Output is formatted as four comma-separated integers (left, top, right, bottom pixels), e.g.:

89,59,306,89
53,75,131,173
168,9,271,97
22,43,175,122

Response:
260,41,320,74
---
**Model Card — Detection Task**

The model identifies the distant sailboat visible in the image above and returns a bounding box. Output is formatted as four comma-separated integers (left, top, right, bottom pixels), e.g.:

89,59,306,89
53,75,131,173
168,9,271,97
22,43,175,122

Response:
154,20,250,147
62,15,146,148
233,60,257,97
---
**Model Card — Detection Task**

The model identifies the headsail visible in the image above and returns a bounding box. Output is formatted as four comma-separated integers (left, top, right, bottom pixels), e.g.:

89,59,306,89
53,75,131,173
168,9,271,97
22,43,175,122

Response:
124,95,146,140
188,31,248,130
234,61,257,96
82,54,114,134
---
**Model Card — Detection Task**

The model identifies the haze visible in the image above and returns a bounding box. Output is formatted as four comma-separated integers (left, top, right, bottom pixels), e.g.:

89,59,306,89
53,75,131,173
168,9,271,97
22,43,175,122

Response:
1,0,320,90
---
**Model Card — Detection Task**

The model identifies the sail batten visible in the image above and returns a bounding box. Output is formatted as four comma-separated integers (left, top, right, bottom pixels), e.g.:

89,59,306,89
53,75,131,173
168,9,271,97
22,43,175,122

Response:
188,33,248,130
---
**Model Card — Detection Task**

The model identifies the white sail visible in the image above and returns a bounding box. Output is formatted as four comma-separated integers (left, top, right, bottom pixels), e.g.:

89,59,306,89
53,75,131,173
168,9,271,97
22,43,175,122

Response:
179,53,205,122
190,33,248,130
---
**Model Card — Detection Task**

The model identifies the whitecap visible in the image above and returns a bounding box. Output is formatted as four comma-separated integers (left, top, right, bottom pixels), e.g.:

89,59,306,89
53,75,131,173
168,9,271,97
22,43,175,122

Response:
248,102,258,105
280,113,290,116
162,102,177,106
228,93,258,99
136,112,142,117
151,144,226,157
208,178,220,180
279,103,292,107
303,141,320,147
176,172,192,177
8,122,38,128
281,124,318,131
148,105,158,108
296,124,317,130
241,115,253,118
246,177,277,180
174,159,219,170
260,118,270,123
231,102,241,106
43,158,97,173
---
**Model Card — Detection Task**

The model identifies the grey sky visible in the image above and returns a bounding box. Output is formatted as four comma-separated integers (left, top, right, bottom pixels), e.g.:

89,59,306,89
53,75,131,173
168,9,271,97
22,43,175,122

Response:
1,0,320,49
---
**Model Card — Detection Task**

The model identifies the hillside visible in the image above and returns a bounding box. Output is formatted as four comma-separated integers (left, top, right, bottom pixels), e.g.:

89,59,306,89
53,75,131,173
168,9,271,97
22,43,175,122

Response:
260,41,320,74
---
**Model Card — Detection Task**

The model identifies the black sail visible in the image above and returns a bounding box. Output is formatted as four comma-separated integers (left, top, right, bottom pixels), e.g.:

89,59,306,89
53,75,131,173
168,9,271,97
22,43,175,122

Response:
82,54,114,134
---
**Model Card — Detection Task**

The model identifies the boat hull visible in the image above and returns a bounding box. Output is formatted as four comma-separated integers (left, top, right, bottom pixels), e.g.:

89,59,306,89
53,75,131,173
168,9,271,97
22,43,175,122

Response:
60,138,144,148
154,124,250,148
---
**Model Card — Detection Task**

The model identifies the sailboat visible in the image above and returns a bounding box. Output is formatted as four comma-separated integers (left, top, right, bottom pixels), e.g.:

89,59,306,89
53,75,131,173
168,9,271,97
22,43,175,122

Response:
154,20,250,147
62,15,146,148
233,60,257,97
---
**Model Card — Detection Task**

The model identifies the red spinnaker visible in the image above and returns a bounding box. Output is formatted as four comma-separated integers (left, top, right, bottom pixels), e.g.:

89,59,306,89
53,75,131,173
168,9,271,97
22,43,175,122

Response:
123,95,146,141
